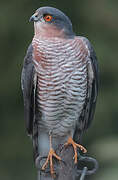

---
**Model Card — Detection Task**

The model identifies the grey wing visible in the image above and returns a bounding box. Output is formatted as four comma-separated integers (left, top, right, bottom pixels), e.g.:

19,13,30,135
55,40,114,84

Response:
80,37,99,130
21,44,36,135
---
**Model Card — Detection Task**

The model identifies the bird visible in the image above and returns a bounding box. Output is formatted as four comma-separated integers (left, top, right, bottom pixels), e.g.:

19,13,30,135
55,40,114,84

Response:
21,6,99,176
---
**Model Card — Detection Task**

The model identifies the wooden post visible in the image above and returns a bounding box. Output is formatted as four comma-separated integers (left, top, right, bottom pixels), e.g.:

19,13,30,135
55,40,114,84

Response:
37,146,76,180
37,145,98,180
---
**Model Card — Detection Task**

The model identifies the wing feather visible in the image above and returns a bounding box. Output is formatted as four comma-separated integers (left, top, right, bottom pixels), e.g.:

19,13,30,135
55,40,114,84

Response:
80,37,99,130
21,44,36,135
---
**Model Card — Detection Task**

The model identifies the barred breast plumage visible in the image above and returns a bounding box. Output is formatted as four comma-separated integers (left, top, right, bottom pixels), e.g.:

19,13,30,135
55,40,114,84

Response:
32,36,89,136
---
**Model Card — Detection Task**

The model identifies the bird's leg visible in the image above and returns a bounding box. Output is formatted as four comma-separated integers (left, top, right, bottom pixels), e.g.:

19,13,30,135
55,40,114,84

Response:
64,136,87,163
42,134,61,176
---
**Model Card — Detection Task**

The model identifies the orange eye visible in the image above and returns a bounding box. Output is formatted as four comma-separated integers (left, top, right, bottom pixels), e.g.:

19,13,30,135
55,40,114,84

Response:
44,15,53,22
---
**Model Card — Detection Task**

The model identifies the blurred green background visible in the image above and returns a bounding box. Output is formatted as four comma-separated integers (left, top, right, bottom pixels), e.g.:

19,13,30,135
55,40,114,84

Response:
0,0,118,179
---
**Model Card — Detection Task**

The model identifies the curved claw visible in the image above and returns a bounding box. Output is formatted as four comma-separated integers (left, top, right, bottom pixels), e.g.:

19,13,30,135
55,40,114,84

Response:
64,137,87,164
35,155,57,174
41,148,61,176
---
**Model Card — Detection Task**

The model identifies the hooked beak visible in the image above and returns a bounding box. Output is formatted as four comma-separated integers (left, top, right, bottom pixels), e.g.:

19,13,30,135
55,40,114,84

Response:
29,13,38,22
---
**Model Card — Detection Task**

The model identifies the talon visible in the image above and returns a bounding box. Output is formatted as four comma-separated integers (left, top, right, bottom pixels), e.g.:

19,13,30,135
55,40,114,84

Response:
41,135,61,176
64,136,87,164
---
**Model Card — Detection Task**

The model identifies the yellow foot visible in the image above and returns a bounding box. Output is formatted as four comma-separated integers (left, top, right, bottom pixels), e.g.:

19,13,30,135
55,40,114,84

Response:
64,136,87,164
42,147,61,176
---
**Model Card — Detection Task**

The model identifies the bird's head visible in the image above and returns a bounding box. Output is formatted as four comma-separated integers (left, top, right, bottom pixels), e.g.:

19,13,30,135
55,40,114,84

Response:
30,6,74,38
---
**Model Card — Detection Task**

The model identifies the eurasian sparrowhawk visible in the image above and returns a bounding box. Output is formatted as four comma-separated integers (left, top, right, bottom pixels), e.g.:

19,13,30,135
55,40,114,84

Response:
21,6,99,176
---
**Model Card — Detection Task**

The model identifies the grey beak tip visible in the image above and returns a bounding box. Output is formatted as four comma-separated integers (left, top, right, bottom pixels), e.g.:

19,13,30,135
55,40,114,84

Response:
29,15,38,22
29,16,33,22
